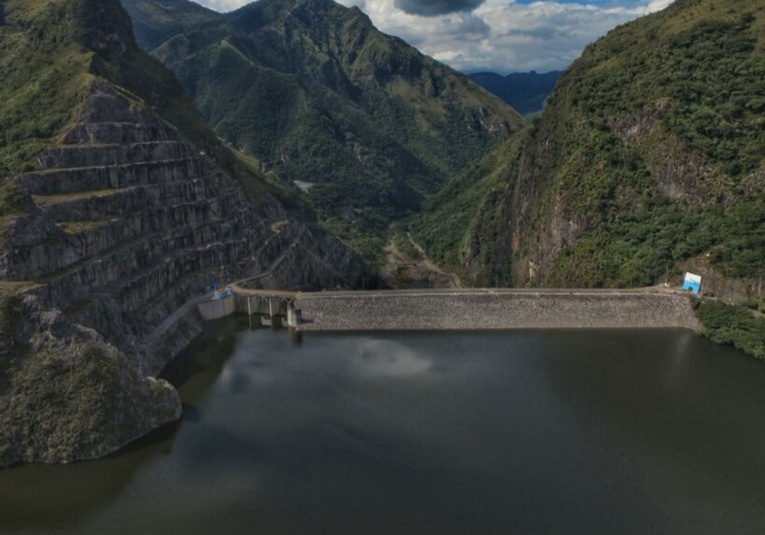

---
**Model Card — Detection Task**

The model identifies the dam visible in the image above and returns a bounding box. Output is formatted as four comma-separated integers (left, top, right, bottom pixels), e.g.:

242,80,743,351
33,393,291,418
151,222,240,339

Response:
196,286,699,331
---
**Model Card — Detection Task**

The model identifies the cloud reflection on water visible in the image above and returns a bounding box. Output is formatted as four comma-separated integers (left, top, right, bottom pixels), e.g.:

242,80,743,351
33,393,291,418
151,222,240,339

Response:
348,338,433,377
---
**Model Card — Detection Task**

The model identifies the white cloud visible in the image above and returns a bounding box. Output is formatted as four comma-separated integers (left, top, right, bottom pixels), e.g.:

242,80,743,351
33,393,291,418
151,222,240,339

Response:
197,0,251,10
647,0,675,11
193,0,676,72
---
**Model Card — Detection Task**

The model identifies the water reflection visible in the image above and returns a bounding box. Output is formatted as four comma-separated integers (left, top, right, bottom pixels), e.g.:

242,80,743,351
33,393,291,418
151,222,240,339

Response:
0,424,176,532
534,329,765,533
311,337,435,377
0,318,243,533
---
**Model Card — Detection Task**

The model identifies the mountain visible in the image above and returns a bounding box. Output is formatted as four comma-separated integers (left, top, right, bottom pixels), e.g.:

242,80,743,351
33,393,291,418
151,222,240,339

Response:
121,0,525,260
0,0,378,466
412,0,765,297
467,71,562,116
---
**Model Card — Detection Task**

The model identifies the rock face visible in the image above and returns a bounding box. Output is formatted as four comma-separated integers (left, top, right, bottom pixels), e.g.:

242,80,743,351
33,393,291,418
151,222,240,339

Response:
0,294,182,466
0,79,376,465
5,81,372,345
0,0,379,466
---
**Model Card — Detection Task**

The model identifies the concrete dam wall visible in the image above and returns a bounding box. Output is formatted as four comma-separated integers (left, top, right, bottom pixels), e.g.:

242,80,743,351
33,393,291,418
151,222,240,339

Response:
293,289,699,331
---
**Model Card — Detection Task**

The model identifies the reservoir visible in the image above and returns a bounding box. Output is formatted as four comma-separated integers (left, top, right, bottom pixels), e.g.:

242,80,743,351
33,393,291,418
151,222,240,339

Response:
2,318,765,534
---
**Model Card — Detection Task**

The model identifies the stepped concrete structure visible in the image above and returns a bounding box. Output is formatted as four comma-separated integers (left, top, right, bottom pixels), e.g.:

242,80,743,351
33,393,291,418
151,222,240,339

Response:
3,81,373,368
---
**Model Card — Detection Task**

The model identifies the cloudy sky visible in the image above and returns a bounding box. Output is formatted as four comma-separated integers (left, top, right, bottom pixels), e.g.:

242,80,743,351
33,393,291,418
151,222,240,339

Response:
194,0,675,73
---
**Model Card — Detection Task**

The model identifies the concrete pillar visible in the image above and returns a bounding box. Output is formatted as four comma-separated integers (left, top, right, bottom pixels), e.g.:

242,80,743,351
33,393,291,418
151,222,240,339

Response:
268,297,274,319
287,304,302,328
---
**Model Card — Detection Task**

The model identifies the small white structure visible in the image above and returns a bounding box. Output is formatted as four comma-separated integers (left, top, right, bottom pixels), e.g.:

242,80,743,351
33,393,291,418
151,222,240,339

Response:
683,272,702,294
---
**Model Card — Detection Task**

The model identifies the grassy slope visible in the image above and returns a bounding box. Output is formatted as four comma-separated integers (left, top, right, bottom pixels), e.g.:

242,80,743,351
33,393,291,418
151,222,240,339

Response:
0,0,93,207
119,0,219,51
413,0,765,288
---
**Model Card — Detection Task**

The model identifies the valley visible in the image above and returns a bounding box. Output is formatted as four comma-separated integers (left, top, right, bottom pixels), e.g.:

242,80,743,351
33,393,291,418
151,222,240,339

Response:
120,0,524,262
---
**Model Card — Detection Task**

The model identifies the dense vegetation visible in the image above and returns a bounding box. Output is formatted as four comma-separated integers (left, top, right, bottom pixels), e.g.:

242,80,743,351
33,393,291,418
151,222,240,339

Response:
468,71,562,116
412,0,765,291
696,300,765,359
121,0,524,262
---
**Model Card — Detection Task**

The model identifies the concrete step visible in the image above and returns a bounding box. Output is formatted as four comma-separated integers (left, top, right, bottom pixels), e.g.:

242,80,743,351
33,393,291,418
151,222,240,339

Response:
32,179,239,223
36,141,195,169
38,217,263,291
19,156,211,195
63,121,179,145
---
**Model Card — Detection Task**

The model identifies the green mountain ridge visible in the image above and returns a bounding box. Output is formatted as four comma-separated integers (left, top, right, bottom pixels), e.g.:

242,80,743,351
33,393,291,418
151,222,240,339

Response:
413,0,765,293
121,0,525,261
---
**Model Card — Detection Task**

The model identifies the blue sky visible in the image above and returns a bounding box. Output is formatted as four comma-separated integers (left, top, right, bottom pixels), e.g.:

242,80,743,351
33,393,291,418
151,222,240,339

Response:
195,0,675,72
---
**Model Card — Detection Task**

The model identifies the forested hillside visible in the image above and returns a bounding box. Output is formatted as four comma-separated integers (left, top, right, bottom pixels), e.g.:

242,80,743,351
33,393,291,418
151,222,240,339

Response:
414,0,765,293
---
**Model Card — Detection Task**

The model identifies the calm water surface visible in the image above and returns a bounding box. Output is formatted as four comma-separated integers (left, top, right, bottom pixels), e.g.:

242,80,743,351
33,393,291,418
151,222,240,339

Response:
2,318,765,534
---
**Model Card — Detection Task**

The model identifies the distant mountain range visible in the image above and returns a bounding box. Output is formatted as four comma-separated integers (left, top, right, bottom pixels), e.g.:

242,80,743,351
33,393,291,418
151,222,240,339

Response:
467,71,562,116
121,0,525,261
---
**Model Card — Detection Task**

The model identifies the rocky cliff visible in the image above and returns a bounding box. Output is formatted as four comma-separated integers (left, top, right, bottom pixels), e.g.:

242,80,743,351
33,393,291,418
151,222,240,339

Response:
0,0,378,466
